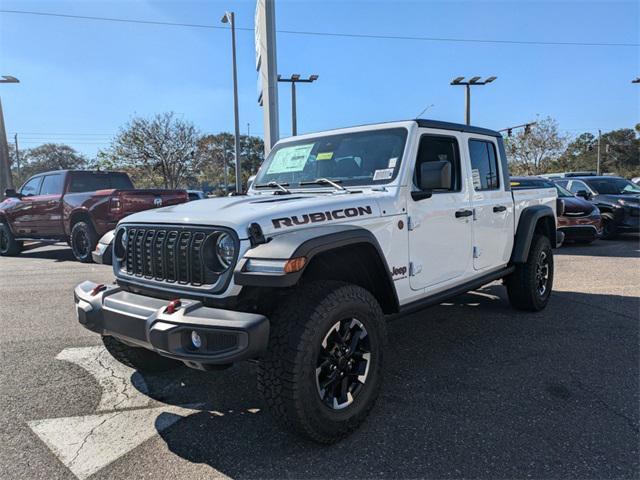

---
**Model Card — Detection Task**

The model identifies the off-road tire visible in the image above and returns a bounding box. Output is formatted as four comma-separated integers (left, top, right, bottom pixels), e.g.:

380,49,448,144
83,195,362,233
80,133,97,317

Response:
257,281,387,444
0,222,23,256
506,234,554,312
600,213,618,240
102,335,182,373
71,221,98,263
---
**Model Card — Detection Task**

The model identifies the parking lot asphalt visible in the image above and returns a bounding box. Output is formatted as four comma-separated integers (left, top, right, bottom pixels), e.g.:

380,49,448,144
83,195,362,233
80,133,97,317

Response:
0,236,638,480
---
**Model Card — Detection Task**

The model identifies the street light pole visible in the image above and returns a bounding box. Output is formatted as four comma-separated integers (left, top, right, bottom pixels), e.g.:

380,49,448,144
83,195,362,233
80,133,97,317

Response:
597,129,602,175
222,11,242,194
0,75,20,199
277,74,319,136
450,76,497,125
14,133,20,180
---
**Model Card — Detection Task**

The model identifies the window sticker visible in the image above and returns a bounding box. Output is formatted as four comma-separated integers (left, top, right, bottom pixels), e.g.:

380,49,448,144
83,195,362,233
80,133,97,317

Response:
316,152,334,161
388,157,398,169
266,144,314,174
373,168,394,181
472,168,482,189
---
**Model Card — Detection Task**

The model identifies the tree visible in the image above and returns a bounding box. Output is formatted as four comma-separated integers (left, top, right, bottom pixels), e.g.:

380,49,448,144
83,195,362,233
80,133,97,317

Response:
11,143,86,186
97,112,200,189
505,117,567,175
197,133,264,194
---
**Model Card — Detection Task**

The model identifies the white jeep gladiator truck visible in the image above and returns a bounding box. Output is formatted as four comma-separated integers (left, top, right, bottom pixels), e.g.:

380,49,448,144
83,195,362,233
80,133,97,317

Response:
74,120,560,443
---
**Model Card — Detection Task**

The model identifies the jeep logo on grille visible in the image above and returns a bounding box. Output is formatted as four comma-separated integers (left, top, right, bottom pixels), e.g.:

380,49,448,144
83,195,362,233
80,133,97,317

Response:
153,197,163,207
272,206,373,229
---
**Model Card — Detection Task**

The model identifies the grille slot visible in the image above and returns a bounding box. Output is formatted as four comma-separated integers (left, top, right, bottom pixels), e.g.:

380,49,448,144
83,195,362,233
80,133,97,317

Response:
123,226,220,288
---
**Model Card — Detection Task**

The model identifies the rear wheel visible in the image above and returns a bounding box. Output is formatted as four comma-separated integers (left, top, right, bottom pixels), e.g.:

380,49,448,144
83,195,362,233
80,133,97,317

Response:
102,336,182,373
0,222,23,256
600,213,618,240
71,221,98,263
258,281,387,444
506,234,554,311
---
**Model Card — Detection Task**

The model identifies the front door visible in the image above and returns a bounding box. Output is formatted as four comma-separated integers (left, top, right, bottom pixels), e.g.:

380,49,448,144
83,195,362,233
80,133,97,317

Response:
10,176,43,236
408,132,473,291
467,137,514,270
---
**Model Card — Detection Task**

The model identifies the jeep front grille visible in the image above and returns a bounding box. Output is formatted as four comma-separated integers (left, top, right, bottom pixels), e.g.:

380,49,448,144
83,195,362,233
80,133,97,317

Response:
123,226,217,287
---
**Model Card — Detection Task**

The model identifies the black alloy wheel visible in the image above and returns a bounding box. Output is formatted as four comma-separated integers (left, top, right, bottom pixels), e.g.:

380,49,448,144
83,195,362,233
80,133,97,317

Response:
316,318,372,410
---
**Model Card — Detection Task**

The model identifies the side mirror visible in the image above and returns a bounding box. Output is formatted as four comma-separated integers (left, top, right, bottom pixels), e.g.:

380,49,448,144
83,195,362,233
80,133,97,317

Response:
4,188,19,198
576,189,591,200
412,161,451,201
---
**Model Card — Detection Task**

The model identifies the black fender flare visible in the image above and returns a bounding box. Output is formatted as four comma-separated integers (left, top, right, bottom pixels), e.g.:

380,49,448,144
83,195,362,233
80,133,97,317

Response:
234,225,399,310
511,205,556,264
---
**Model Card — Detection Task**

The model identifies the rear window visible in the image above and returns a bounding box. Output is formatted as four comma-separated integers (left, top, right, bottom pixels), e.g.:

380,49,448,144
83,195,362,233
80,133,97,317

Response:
69,172,134,193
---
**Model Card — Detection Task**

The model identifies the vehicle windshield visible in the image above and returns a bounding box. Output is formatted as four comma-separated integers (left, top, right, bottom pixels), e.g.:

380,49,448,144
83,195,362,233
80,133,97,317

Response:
554,184,574,198
584,178,640,195
253,128,408,189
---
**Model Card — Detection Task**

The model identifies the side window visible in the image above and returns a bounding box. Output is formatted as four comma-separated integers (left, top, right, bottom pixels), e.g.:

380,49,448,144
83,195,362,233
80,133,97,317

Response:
20,177,43,197
468,139,500,191
568,181,587,194
414,135,460,192
556,180,569,189
40,174,65,196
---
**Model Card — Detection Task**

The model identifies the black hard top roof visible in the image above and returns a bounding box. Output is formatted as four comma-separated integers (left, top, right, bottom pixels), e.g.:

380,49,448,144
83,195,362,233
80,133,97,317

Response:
561,176,625,181
415,119,502,138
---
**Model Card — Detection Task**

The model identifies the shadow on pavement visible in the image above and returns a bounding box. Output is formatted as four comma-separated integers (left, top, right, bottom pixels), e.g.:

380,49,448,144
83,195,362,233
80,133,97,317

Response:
17,244,78,262
556,234,639,259
134,285,639,479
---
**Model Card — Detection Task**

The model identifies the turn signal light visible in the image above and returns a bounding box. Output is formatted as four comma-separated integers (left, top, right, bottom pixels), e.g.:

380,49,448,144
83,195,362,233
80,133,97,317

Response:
284,257,306,274
165,299,182,314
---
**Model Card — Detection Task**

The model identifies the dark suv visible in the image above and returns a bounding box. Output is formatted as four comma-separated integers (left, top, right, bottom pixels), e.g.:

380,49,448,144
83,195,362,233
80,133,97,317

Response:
555,176,640,239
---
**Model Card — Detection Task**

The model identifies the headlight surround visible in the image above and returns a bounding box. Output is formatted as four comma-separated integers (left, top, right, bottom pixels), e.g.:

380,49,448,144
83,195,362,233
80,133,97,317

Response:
215,233,236,269
114,228,127,260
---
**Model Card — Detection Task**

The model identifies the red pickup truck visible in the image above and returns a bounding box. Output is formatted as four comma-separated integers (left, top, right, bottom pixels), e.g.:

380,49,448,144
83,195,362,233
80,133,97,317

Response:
0,170,188,262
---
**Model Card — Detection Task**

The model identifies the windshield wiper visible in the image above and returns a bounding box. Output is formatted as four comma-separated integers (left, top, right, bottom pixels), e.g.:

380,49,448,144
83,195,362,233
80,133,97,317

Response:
254,181,291,194
299,178,347,192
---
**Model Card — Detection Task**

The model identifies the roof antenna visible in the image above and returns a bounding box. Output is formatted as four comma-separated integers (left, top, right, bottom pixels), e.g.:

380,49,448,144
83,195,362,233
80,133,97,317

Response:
416,104,435,118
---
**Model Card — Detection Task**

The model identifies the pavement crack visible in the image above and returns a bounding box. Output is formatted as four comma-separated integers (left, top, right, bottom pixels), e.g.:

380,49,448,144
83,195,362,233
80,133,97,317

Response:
67,412,117,468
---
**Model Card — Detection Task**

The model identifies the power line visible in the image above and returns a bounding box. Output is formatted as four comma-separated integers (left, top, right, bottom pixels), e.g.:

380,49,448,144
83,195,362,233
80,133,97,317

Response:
1,9,637,48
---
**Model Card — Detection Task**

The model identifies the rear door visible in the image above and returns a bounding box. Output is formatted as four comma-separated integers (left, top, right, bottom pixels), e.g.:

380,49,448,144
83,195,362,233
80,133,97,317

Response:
33,173,66,236
407,131,473,290
466,136,514,270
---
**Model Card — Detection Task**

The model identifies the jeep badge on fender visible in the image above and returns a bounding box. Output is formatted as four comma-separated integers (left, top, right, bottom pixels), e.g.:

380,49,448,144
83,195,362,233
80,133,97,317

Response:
73,119,559,444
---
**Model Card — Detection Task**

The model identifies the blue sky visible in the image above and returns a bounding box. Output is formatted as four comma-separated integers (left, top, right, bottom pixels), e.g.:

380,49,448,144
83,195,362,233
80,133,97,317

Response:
0,0,638,158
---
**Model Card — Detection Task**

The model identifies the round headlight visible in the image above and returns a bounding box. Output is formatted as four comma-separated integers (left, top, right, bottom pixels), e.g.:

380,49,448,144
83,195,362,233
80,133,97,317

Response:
215,233,236,268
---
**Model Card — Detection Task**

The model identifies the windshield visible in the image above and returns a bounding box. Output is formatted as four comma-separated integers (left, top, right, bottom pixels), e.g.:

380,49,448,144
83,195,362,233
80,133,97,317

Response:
584,178,640,195
253,128,408,189
554,184,574,198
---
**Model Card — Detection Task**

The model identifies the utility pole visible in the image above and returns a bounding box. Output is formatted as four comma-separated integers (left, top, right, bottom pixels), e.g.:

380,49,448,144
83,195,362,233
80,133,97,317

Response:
277,74,319,136
14,133,20,180
450,76,497,125
0,75,19,199
596,129,602,175
221,11,242,194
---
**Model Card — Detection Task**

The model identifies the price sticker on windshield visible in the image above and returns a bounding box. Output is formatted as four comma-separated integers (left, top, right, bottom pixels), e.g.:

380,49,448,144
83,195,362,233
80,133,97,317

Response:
267,144,314,174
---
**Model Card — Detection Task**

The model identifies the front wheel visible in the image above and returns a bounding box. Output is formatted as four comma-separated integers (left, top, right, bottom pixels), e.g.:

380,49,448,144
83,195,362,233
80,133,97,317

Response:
600,213,618,240
258,281,387,444
506,234,554,311
0,222,23,256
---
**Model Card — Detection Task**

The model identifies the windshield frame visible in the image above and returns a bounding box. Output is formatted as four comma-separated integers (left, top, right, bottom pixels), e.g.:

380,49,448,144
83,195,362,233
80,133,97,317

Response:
251,126,410,191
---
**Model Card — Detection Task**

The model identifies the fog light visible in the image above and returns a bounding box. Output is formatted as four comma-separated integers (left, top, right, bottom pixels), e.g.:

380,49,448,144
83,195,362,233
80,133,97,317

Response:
191,331,202,349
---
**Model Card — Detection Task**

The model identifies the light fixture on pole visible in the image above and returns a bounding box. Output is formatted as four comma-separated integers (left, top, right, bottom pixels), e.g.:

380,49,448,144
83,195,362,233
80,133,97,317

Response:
0,75,20,198
450,76,497,125
221,11,242,194
277,74,319,136
632,77,640,84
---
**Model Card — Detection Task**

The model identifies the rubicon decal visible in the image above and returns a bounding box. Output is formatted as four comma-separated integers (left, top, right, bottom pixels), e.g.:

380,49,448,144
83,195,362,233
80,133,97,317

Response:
272,206,373,229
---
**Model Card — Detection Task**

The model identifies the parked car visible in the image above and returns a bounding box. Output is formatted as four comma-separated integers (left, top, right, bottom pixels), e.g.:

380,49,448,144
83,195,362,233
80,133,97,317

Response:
74,119,560,443
555,176,640,239
512,176,601,244
0,170,188,262
187,190,207,201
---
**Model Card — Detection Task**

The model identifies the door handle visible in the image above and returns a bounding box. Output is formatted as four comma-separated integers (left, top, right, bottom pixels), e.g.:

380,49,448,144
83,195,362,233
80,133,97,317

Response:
455,209,473,218
493,205,507,213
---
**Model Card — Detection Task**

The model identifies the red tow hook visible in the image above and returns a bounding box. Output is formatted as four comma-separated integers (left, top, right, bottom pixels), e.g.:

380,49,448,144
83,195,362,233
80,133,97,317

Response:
165,299,182,314
90,284,107,296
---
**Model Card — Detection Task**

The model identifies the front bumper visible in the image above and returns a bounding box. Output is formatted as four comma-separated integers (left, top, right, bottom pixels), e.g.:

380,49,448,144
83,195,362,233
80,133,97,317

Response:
74,281,269,368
